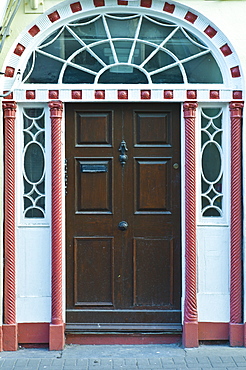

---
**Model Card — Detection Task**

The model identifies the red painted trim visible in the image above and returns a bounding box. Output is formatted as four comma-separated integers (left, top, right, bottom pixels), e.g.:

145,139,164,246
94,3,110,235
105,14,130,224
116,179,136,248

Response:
231,66,241,78
5,67,15,77
198,322,229,340
184,12,197,24
28,25,40,37
3,324,17,351
70,2,82,13
163,3,175,14
18,323,49,344
3,102,18,351
141,90,151,99
220,44,232,57
94,0,105,7
229,102,244,347
140,0,152,8
233,91,243,100
204,26,217,39
187,90,197,100
14,43,25,56
49,101,65,350
48,11,60,23
118,90,128,99
164,90,173,99
66,334,181,345
230,323,244,347
183,102,198,348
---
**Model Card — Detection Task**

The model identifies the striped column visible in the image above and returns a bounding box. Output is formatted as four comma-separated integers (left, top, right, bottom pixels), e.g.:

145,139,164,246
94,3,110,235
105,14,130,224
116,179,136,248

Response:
2,101,18,351
49,101,65,350
229,102,244,346
183,102,198,348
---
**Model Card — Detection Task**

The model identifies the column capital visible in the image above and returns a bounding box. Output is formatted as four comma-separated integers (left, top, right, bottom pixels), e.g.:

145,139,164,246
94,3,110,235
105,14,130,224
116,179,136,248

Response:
183,102,198,118
2,101,17,118
49,101,63,119
229,102,244,119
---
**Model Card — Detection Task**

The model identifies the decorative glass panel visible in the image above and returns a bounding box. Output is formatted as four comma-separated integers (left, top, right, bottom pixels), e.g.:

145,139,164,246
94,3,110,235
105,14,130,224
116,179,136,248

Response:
23,14,223,84
23,108,45,218
201,108,223,217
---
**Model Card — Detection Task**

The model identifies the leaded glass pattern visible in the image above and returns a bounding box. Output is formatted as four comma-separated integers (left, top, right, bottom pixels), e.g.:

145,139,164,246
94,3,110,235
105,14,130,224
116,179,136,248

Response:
201,108,223,217
23,108,45,218
23,14,223,84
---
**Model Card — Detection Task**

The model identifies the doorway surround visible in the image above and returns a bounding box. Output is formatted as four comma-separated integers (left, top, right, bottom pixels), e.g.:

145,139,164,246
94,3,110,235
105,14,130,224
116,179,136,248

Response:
1,0,244,350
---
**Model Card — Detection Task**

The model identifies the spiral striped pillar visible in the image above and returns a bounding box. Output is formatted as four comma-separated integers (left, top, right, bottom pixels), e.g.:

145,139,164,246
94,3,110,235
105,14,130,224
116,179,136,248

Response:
49,101,65,350
229,102,244,347
183,102,199,348
2,101,18,351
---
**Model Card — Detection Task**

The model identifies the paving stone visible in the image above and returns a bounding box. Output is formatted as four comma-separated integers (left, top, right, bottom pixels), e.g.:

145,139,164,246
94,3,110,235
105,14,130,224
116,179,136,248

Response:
136,358,150,367
77,359,89,367
148,358,163,368
40,359,54,366
160,357,174,365
112,358,125,367
232,355,246,364
125,358,137,366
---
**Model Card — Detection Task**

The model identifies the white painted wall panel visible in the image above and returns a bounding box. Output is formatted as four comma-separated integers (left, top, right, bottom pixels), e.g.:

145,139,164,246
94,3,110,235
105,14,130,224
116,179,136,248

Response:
197,226,230,322
16,227,51,322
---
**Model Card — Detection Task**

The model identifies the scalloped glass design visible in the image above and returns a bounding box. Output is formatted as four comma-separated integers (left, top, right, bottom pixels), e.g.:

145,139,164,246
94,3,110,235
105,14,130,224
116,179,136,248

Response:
23,14,223,84
201,108,223,217
23,108,45,218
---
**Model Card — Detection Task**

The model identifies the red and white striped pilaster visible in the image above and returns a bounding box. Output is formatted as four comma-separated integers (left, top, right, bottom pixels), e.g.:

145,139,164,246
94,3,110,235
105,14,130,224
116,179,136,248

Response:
2,101,18,351
183,102,199,348
49,101,65,350
229,102,244,346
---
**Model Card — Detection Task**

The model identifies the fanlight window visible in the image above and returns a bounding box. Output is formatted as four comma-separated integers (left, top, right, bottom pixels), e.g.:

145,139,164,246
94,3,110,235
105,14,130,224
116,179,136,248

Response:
23,14,223,84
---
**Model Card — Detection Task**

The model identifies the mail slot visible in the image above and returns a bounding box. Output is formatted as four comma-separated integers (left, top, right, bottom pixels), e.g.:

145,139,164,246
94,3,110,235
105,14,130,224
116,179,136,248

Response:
80,164,108,173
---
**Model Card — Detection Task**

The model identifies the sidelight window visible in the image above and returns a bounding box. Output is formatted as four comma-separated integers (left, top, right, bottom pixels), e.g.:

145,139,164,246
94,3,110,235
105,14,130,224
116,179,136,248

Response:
200,107,224,218
22,14,223,85
22,108,46,218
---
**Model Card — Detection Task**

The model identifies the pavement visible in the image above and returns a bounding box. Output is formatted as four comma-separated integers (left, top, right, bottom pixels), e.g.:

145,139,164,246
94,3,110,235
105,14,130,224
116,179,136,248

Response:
0,344,246,370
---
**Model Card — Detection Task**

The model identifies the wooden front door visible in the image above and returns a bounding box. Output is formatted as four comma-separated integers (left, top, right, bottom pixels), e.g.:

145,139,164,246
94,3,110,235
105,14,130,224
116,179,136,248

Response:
66,103,181,332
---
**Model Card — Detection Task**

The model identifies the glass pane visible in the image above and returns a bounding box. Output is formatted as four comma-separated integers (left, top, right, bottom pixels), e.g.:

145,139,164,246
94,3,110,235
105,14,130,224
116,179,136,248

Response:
139,17,175,45
63,66,95,83
151,66,183,83
131,42,154,65
24,143,44,183
184,53,223,83
24,53,62,83
91,42,114,64
98,66,148,83
165,29,206,59
70,17,107,45
113,41,132,63
145,50,175,72
40,28,82,59
25,208,44,218
72,50,103,72
202,143,221,183
203,208,220,217
24,108,43,119
107,16,139,38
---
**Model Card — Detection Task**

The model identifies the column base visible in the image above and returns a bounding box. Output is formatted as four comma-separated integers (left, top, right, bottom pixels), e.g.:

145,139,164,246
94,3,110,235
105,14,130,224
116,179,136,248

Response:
230,322,244,347
49,323,65,351
182,321,199,348
3,324,18,351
